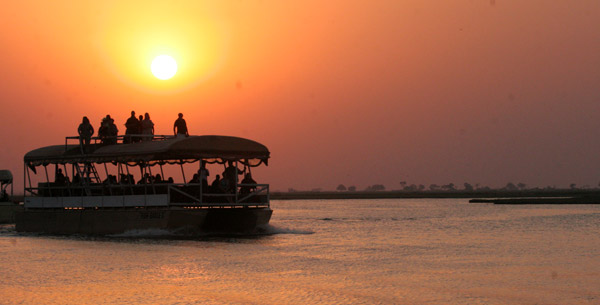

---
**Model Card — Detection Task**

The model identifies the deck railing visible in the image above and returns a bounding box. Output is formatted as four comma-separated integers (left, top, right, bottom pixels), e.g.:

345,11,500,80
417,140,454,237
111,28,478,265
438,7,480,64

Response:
24,182,269,208
65,134,175,152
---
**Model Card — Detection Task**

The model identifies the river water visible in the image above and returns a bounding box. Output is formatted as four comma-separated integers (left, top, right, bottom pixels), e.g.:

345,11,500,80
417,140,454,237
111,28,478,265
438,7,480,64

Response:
1,199,599,304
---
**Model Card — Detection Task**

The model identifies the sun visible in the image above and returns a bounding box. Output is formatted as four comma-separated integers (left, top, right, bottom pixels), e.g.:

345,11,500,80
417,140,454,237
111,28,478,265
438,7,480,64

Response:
151,55,178,80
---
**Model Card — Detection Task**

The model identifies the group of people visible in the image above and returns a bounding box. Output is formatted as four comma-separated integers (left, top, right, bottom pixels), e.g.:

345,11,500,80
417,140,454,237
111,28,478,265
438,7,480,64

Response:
123,111,155,143
53,161,258,198
136,173,173,185
190,161,257,195
98,115,118,144
55,169,95,186
77,112,189,150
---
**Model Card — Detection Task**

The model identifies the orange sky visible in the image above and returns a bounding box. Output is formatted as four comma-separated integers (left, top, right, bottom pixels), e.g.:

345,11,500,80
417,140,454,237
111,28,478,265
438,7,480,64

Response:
1,1,600,191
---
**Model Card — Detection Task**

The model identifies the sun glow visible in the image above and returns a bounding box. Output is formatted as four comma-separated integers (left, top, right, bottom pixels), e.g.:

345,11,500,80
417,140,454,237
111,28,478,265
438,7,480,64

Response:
151,55,177,80
95,3,229,93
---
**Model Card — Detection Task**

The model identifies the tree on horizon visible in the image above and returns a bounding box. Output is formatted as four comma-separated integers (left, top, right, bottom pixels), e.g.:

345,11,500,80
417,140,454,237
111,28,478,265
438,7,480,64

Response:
366,184,385,191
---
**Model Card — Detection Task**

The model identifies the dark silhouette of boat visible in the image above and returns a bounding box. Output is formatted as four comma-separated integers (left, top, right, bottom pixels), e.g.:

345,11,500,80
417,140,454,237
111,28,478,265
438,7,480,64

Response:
16,135,272,235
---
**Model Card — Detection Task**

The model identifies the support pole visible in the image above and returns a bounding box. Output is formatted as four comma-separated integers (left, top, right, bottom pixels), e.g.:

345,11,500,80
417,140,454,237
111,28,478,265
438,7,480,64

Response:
44,165,51,197
125,163,133,195
63,164,71,196
104,163,112,195
180,161,186,184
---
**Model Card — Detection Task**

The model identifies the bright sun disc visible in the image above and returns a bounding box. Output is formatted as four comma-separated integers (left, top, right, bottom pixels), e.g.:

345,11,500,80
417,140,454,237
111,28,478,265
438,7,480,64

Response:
151,55,177,80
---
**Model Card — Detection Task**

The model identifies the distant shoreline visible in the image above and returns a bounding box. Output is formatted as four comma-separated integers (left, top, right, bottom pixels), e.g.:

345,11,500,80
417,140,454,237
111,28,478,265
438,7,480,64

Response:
8,189,600,203
270,189,600,201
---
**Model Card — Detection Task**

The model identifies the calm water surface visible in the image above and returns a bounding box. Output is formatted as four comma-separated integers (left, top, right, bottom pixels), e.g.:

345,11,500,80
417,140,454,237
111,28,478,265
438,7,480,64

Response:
1,199,599,304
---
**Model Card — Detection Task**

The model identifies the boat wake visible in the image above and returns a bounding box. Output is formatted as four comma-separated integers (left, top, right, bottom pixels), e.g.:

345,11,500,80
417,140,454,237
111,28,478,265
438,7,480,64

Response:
109,228,175,238
259,224,314,235
1,224,313,240
108,225,314,239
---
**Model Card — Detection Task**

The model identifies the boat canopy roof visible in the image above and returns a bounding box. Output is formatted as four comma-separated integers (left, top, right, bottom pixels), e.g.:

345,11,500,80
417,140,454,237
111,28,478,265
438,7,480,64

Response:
0,170,12,183
25,135,269,167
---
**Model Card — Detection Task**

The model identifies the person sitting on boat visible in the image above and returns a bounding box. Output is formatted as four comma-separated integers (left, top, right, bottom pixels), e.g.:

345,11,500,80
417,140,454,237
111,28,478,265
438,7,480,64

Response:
141,113,155,141
55,168,67,185
72,173,81,185
240,173,257,196
138,173,151,184
77,116,94,153
210,175,222,193
124,111,139,144
119,174,134,185
154,174,163,184
222,161,243,193
189,173,199,184
173,113,189,138
103,175,116,185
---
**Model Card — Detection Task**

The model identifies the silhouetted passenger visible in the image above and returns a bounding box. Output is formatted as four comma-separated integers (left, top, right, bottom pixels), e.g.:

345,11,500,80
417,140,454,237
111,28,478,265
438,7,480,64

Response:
199,161,209,191
119,174,134,185
240,173,257,195
107,117,118,144
136,115,143,142
154,174,163,184
98,117,108,143
138,173,151,184
124,111,139,143
222,161,242,193
103,175,116,185
55,168,67,185
167,177,174,184
141,113,155,141
99,115,118,144
72,173,81,185
189,173,200,184
173,113,189,137
78,116,94,153
211,175,222,193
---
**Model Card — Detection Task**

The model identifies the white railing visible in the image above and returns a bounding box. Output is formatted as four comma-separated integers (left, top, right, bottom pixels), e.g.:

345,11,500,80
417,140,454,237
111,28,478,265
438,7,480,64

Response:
24,182,269,208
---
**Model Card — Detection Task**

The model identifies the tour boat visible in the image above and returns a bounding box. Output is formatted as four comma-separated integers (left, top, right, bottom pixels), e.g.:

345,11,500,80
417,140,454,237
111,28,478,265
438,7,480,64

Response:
16,135,272,235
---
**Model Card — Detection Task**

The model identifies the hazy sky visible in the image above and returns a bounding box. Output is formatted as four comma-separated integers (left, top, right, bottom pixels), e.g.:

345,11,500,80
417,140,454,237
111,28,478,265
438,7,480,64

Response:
1,1,600,191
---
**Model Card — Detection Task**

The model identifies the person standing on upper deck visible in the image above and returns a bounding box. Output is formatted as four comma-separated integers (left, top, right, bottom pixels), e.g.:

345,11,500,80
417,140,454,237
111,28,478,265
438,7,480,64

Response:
173,113,189,137
78,116,94,153
124,111,139,143
137,114,144,142
141,113,155,141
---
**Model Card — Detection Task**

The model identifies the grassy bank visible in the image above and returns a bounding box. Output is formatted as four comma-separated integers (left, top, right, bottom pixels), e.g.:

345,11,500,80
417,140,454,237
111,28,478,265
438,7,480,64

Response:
271,189,600,200
9,189,600,203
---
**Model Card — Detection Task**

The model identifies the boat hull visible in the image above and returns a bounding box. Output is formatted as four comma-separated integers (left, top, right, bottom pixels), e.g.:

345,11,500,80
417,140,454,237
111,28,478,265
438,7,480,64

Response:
0,202,21,224
15,207,272,235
